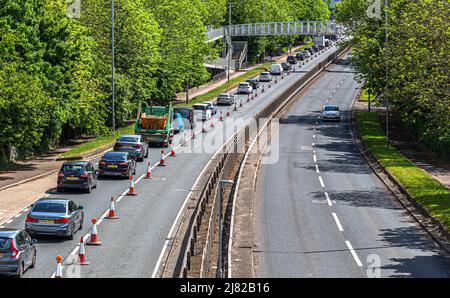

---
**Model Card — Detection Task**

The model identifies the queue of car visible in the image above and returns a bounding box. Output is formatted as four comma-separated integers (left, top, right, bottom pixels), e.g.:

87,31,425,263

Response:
1,41,336,277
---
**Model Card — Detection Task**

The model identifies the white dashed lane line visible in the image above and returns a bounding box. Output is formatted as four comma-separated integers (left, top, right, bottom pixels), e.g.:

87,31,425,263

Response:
318,176,325,188
332,212,344,232
346,241,363,267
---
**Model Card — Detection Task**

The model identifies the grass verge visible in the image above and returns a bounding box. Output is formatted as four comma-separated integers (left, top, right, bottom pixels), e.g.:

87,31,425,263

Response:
177,42,315,107
59,124,135,159
356,112,450,231
359,87,375,102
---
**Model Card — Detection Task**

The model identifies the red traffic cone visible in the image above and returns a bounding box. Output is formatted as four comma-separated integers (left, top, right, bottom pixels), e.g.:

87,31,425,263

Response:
159,150,166,166
55,255,63,278
226,108,230,117
107,197,119,219
170,141,176,157
77,237,90,265
127,175,137,195
145,161,152,179
210,117,215,128
87,218,102,245
192,130,196,139
220,111,223,121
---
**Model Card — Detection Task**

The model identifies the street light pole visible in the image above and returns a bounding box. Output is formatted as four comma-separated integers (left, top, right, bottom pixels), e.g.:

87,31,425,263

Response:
385,0,389,147
111,0,116,131
217,179,234,278
228,2,232,82
263,0,266,63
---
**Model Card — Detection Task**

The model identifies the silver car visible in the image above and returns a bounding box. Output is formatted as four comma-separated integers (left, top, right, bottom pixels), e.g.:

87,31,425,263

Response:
25,199,84,239
322,105,341,121
0,229,37,277
259,72,272,82
113,135,149,162
216,93,235,106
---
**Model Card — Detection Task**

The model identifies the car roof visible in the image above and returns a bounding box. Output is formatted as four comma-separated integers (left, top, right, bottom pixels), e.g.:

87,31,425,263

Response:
63,161,89,166
202,101,213,104
0,228,21,238
239,82,250,84
218,93,231,96
35,198,69,205
174,106,194,110
104,151,128,156
260,72,270,75
119,135,140,139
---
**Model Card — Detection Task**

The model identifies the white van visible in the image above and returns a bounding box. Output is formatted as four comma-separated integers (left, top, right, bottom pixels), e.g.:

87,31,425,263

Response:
270,63,283,76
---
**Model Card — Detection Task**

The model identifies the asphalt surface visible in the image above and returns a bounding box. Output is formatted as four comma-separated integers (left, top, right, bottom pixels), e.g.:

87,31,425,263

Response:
1,44,340,278
254,56,450,278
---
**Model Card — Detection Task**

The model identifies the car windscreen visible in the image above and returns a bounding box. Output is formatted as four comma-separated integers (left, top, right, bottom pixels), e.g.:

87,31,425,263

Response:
261,72,269,76
175,109,190,118
324,106,339,111
118,137,138,143
33,202,66,213
218,94,230,98
61,164,85,173
103,152,127,161
193,105,206,111
0,238,11,252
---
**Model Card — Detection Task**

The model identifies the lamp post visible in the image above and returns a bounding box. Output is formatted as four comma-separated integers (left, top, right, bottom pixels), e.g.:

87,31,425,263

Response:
111,0,116,131
228,2,232,82
217,179,234,278
385,0,389,147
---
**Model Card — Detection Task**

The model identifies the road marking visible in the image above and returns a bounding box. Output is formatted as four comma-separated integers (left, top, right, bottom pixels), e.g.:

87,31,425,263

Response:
14,214,21,218
313,154,317,163
318,176,325,188
313,134,316,138
337,85,340,88
312,143,315,147
345,241,363,267
332,213,344,231
324,192,332,206
315,165,320,173
6,219,13,224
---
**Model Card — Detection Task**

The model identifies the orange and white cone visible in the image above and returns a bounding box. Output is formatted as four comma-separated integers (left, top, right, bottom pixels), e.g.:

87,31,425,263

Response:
107,197,119,219
87,218,101,245
127,175,137,195
210,117,215,128
170,142,176,156
145,161,152,179
159,150,166,166
77,237,89,265
226,108,230,117
55,255,63,278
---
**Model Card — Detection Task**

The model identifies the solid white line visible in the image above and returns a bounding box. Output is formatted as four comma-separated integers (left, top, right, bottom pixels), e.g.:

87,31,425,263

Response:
324,192,332,207
14,214,21,218
345,241,363,267
315,165,320,174
318,176,325,188
332,213,344,232
313,154,317,163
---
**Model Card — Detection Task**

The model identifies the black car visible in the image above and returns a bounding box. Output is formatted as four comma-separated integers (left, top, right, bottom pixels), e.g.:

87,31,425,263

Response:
99,151,136,178
173,106,196,130
246,78,260,89
57,161,98,193
305,47,314,55
286,55,297,64
312,45,320,52
295,52,304,61
0,229,36,277
281,61,292,71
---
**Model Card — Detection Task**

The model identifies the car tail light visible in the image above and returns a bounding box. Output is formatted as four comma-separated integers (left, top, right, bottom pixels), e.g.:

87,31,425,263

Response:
26,216,38,223
119,162,128,168
80,172,89,178
9,239,19,259
54,218,69,224
99,161,107,167
58,172,65,177
134,144,142,149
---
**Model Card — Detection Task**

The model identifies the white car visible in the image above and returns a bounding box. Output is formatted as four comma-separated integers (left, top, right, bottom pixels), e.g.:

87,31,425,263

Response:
322,105,341,121
259,72,272,82
216,93,235,106
192,103,212,121
237,82,253,94
270,63,283,75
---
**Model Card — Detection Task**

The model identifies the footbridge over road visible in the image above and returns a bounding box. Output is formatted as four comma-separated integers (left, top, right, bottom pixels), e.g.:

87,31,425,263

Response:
205,21,338,42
